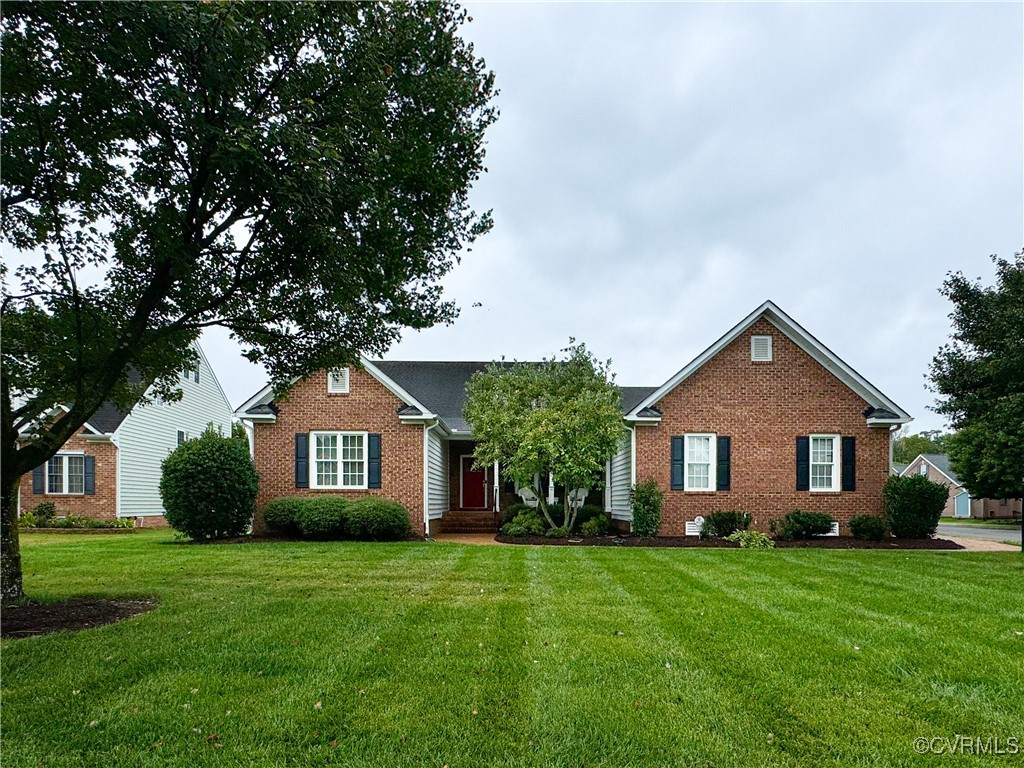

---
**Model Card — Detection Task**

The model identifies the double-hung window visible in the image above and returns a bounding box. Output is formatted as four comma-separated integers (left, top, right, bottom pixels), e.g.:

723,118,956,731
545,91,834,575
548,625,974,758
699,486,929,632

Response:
809,435,840,492
47,454,85,495
311,431,367,489
684,434,717,491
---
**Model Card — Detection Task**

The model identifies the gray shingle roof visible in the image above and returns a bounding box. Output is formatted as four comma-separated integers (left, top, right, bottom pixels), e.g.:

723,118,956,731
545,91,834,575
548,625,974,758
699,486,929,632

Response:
86,401,131,433
921,453,959,484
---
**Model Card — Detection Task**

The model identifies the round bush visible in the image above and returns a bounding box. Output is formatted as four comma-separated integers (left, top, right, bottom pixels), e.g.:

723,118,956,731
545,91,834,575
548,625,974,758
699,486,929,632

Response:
160,427,259,540
345,498,411,541
580,514,610,536
31,501,57,524
297,497,349,540
263,497,306,534
700,510,752,539
883,475,948,539
849,514,887,541
500,509,546,537
769,510,834,540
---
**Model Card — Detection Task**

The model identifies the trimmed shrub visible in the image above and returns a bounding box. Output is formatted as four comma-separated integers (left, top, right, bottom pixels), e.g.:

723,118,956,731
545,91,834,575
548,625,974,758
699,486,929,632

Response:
296,497,348,540
346,498,412,541
545,526,569,538
726,530,775,549
630,479,664,537
572,504,605,527
580,513,610,537
770,510,834,540
18,512,36,528
700,511,752,539
160,426,259,540
501,503,534,525
31,501,57,525
883,475,947,539
500,509,546,537
263,497,306,535
849,515,887,541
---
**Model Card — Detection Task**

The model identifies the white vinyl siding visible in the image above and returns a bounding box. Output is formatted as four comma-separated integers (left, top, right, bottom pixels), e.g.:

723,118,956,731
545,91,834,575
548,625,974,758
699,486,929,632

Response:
609,430,633,520
310,431,367,489
46,453,84,495
684,434,716,492
810,435,840,492
115,344,233,516
425,428,448,519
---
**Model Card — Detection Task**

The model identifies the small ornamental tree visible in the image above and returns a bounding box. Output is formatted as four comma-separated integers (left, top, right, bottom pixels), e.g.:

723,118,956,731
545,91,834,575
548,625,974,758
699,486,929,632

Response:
464,343,624,533
160,426,259,540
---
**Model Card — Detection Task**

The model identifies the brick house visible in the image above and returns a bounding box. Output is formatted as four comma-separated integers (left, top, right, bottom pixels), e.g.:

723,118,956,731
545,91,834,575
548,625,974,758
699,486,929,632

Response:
900,454,1022,520
18,344,232,525
237,301,911,536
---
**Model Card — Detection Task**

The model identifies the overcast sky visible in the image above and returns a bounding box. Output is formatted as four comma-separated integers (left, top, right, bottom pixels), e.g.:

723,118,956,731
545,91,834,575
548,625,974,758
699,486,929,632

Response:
202,1,1023,433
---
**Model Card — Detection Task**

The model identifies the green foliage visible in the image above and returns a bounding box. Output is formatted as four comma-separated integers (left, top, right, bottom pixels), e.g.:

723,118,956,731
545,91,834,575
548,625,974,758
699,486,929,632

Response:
892,430,951,465
769,511,834,541
500,510,547,538
883,475,948,539
930,252,1024,500
19,511,132,530
345,498,412,541
263,498,306,535
464,343,625,531
545,527,570,539
231,422,249,443
30,501,56,524
18,512,35,528
849,515,888,541
630,479,664,537
501,503,534,525
725,530,775,549
700,511,752,539
580,515,610,537
159,427,259,540
296,497,349,541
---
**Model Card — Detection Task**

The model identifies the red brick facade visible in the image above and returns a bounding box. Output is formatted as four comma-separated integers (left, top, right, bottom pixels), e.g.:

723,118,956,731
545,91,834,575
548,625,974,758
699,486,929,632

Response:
634,319,891,535
252,368,425,534
18,432,118,520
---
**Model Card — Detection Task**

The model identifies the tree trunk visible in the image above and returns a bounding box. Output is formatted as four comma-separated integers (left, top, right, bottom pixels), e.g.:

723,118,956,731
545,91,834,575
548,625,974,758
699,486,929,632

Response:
1,471,24,605
534,480,557,529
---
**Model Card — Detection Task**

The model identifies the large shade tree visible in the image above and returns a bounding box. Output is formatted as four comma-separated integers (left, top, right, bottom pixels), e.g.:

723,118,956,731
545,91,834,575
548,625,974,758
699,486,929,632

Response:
0,1,497,602
930,252,1024,506
464,344,625,532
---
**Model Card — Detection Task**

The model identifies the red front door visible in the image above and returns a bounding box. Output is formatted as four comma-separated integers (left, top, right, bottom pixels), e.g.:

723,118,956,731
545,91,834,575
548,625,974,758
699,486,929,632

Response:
462,456,487,509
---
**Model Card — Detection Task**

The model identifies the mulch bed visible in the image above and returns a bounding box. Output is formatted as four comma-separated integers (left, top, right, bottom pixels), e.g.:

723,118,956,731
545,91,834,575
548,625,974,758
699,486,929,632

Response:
494,534,964,550
2,598,157,639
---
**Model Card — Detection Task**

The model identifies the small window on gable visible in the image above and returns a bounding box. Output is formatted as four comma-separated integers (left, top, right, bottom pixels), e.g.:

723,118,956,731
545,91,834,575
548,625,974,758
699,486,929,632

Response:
327,367,350,394
194,369,200,384
177,430,187,446
751,335,773,362
918,463,928,476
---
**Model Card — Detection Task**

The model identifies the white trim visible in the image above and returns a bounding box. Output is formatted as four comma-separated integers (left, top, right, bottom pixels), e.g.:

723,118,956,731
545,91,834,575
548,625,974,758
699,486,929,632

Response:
683,433,717,493
604,459,612,513
494,461,500,514
809,434,841,493
899,454,961,487
751,334,773,362
327,367,350,394
114,432,122,517
45,452,87,496
629,426,637,487
422,423,432,535
309,430,369,490
627,301,912,423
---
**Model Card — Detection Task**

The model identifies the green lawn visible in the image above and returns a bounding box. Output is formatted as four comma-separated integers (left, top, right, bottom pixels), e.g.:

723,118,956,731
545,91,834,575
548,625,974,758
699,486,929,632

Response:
940,517,1022,527
3,531,1023,767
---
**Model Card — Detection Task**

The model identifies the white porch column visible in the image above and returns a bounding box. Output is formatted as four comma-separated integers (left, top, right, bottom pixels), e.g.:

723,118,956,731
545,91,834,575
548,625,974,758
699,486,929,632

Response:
494,461,500,513
547,471,556,505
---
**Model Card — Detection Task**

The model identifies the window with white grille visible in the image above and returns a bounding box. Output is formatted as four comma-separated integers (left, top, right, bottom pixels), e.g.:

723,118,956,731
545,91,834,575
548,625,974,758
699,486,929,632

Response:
311,431,366,489
810,435,839,492
327,367,350,393
684,434,717,491
751,335,773,362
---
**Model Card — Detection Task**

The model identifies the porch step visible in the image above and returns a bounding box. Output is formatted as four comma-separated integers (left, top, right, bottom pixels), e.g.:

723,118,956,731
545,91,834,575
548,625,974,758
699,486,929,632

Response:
437,511,501,534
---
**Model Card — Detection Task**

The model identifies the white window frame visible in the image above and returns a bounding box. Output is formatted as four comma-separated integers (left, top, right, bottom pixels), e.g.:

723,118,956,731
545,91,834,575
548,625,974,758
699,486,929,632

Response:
809,434,840,493
683,433,717,492
327,367,350,394
918,462,928,476
46,451,86,496
309,430,367,489
751,335,773,362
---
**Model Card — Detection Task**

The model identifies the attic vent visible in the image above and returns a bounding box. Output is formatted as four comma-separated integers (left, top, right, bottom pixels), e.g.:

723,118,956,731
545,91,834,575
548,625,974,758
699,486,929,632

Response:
327,367,350,393
751,335,773,362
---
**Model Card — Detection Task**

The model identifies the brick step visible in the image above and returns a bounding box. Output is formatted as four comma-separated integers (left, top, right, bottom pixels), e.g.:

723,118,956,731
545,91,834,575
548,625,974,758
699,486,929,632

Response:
437,512,501,534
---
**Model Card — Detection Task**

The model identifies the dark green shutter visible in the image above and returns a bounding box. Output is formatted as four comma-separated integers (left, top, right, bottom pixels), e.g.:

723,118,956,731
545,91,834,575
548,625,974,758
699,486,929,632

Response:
716,436,731,491
367,434,381,489
84,456,96,495
295,433,309,488
841,436,856,492
670,437,684,490
32,465,44,494
796,436,810,491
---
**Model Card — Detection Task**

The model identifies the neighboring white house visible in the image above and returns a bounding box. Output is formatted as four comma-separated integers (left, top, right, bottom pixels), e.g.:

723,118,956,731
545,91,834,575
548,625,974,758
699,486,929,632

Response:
18,343,233,522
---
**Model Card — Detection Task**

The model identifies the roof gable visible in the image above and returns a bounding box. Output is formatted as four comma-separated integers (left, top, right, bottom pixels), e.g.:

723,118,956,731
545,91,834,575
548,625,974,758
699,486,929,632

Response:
901,453,960,485
626,300,911,423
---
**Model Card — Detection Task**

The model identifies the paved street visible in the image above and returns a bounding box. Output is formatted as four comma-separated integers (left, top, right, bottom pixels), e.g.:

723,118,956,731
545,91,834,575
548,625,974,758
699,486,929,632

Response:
937,523,1021,545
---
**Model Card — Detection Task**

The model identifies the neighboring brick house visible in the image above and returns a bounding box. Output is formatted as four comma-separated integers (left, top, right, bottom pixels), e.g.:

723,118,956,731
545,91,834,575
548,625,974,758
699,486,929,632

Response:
238,301,912,537
18,344,232,525
900,454,1022,520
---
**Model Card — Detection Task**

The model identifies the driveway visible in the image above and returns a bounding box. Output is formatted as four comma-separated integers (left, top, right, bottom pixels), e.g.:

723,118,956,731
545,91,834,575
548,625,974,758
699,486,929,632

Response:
937,523,1021,545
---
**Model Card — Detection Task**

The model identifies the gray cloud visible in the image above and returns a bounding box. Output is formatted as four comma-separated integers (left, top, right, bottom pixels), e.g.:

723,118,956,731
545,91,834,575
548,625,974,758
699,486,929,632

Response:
210,3,1022,431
